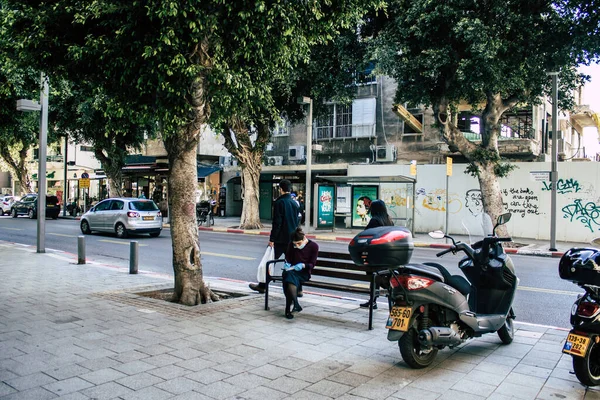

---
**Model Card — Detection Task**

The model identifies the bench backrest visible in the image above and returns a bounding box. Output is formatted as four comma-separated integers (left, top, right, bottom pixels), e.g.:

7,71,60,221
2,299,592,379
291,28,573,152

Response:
312,251,372,283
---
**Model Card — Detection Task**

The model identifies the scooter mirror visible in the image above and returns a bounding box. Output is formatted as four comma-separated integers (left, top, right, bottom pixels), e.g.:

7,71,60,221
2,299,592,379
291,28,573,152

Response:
429,230,445,240
497,212,511,225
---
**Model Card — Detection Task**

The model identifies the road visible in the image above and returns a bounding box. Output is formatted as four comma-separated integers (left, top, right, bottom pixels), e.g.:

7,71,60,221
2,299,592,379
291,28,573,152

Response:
0,215,578,328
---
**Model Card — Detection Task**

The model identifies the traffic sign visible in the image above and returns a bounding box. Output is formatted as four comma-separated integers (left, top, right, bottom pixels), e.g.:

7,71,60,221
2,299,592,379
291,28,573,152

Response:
81,172,90,179
79,178,90,188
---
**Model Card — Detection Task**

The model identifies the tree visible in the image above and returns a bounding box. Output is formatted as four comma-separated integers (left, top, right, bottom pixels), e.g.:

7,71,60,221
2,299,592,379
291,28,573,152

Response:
369,0,600,226
213,29,375,229
3,0,380,305
51,81,153,198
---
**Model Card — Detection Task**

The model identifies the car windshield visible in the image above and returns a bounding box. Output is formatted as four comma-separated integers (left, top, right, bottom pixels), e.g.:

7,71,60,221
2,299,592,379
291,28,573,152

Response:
129,200,158,211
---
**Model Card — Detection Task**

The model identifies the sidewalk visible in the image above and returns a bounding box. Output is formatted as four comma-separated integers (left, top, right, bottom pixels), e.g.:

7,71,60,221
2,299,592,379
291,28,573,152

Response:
1,241,599,399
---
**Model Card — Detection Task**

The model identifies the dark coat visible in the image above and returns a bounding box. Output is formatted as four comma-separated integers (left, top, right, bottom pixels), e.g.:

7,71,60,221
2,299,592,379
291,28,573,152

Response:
270,193,300,244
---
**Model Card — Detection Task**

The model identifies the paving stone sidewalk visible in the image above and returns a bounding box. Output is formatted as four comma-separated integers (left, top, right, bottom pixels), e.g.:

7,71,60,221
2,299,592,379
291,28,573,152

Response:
1,241,599,400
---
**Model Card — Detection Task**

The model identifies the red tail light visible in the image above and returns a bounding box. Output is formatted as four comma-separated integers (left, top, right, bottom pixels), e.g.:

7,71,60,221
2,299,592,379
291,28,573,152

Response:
577,302,600,317
389,274,435,290
371,231,410,245
127,211,140,218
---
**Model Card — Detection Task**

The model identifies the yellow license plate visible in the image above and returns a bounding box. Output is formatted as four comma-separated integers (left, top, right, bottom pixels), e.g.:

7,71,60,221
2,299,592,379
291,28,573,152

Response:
563,333,591,357
143,216,154,221
386,306,412,331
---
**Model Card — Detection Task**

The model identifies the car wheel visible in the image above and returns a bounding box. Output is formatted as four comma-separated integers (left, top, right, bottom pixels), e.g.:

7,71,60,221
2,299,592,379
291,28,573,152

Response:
28,209,35,219
11,208,17,218
149,231,161,238
115,223,128,238
80,220,91,234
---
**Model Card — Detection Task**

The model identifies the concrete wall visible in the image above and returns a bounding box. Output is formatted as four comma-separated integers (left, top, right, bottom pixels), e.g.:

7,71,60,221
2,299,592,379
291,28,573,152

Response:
348,161,600,243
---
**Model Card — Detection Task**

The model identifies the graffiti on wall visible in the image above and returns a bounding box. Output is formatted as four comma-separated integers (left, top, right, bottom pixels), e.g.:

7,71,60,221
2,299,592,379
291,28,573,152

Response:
501,188,540,218
542,178,582,194
417,188,463,213
463,189,494,240
562,199,600,232
381,187,410,207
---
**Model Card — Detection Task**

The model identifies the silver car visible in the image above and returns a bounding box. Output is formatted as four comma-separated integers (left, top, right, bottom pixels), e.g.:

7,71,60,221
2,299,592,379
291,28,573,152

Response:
80,197,163,238
1,195,18,215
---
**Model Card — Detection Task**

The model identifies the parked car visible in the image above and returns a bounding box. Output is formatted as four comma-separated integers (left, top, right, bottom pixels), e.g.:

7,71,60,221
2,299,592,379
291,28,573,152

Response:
80,197,162,238
10,194,61,219
1,195,19,215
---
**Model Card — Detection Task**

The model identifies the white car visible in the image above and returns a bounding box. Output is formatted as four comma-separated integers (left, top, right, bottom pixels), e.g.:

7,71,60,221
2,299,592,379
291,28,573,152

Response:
1,196,18,215
80,197,163,238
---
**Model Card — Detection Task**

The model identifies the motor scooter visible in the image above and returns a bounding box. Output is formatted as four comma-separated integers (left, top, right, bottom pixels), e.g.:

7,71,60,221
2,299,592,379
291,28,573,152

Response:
558,241,600,386
350,212,517,369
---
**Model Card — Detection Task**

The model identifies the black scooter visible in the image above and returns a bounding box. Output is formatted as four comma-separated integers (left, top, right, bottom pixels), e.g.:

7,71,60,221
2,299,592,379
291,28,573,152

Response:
559,244,600,386
381,212,518,368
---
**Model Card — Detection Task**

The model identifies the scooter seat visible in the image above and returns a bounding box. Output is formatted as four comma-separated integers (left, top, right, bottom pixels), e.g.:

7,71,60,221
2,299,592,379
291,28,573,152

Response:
423,262,471,296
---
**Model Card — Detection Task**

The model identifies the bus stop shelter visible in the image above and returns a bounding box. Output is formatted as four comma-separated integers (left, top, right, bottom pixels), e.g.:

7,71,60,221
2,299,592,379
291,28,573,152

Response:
314,175,416,233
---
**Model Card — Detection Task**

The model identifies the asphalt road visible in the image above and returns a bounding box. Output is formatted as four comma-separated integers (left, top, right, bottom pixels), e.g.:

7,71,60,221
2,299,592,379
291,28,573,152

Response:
0,215,578,328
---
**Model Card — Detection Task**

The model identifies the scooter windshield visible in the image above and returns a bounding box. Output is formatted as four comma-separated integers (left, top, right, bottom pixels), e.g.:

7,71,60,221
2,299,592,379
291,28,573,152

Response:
461,212,494,244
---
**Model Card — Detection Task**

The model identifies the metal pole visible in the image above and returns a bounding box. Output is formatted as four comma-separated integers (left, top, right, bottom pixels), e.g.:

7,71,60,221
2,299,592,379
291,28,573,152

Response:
37,73,49,253
129,241,139,274
445,174,449,243
550,72,558,251
77,235,86,264
63,137,68,217
305,99,313,233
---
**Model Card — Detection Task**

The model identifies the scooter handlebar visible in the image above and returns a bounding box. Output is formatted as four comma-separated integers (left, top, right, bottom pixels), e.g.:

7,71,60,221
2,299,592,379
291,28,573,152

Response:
436,247,454,257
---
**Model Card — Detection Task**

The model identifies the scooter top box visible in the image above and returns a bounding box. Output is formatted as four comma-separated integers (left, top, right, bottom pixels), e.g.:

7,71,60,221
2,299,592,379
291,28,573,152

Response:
559,247,600,285
348,226,414,267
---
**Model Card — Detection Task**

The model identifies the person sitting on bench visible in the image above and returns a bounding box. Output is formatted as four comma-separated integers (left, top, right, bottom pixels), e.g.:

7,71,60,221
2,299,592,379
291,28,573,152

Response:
281,227,318,319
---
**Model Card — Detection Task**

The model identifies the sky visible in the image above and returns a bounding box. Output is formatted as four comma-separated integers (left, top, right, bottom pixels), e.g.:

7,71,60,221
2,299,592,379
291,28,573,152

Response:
578,63,600,158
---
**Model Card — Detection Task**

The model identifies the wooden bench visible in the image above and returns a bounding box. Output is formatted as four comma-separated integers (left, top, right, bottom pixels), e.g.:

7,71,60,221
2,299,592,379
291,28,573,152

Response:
265,250,380,330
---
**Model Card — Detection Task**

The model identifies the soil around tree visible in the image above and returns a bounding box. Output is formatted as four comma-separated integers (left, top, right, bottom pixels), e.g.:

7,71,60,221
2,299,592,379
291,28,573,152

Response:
136,288,246,305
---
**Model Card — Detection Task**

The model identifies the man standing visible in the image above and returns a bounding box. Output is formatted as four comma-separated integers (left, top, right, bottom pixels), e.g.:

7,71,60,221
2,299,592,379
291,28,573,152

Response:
249,179,300,293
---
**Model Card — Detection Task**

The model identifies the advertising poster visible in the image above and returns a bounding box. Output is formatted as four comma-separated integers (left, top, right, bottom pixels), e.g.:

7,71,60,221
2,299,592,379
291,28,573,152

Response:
317,185,334,228
352,186,378,228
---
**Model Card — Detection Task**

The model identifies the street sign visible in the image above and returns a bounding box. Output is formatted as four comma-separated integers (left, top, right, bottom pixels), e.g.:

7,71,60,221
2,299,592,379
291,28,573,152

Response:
530,171,550,182
79,178,90,188
446,157,453,176
81,172,90,179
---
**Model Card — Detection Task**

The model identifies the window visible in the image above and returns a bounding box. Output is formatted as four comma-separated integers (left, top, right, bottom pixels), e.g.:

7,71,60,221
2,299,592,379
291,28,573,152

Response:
130,201,159,211
272,120,290,136
95,200,111,211
110,201,124,210
354,62,377,85
80,145,94,152
315,99,375,140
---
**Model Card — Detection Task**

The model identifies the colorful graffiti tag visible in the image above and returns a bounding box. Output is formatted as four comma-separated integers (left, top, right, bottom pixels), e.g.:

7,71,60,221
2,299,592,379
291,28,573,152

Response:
562,199,600,232
541,178,582,194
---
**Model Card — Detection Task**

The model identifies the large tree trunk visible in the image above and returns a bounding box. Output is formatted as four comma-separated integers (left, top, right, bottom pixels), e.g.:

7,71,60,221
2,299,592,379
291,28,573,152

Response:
0,146,33,195
94,148,124,198
166,131,213,305
163,40,216,306
239,155,262,229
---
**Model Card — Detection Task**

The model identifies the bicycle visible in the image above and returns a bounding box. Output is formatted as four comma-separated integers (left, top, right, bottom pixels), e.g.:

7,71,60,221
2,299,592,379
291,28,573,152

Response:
196,200,215,226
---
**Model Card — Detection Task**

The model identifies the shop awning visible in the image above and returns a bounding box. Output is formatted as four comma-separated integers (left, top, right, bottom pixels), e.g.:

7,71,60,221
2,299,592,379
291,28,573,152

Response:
197,165,221,178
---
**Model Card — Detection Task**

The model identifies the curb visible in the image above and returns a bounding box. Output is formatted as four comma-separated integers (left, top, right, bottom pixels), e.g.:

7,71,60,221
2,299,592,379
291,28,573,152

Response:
197,226,565,258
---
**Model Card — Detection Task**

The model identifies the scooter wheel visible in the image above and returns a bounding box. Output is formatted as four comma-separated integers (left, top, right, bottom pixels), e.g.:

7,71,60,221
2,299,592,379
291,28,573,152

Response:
573,340,600,386
497,314,514,344
398,328,438,369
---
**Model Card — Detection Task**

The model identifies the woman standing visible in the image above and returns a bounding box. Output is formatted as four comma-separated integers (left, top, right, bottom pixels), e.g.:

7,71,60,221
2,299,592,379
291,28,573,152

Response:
282,227,319,319
361,199,393,309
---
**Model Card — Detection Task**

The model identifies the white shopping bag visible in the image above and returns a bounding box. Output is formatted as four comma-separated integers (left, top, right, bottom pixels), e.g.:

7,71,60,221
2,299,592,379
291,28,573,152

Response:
256,245,275,283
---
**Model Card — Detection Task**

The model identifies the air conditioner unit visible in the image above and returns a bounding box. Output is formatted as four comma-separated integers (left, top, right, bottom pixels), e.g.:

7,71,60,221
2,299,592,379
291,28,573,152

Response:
376,144,396,162
289,145,305,161
266,156,283,166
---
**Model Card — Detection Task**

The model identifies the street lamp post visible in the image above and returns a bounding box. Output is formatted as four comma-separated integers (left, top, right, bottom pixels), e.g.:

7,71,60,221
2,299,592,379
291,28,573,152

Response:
297,96,313,233
549,72,558,252
16,73,48,253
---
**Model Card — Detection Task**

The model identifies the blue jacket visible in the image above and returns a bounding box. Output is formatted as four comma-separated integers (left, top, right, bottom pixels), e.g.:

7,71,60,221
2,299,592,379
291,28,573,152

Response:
270,193,300,244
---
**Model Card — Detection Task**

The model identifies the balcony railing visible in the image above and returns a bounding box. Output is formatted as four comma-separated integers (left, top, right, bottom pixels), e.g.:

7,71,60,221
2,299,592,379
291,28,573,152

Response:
316,123,375,140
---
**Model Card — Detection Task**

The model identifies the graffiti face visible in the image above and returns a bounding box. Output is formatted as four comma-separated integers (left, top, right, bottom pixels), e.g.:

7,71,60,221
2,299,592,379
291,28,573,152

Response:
465,189,483,217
